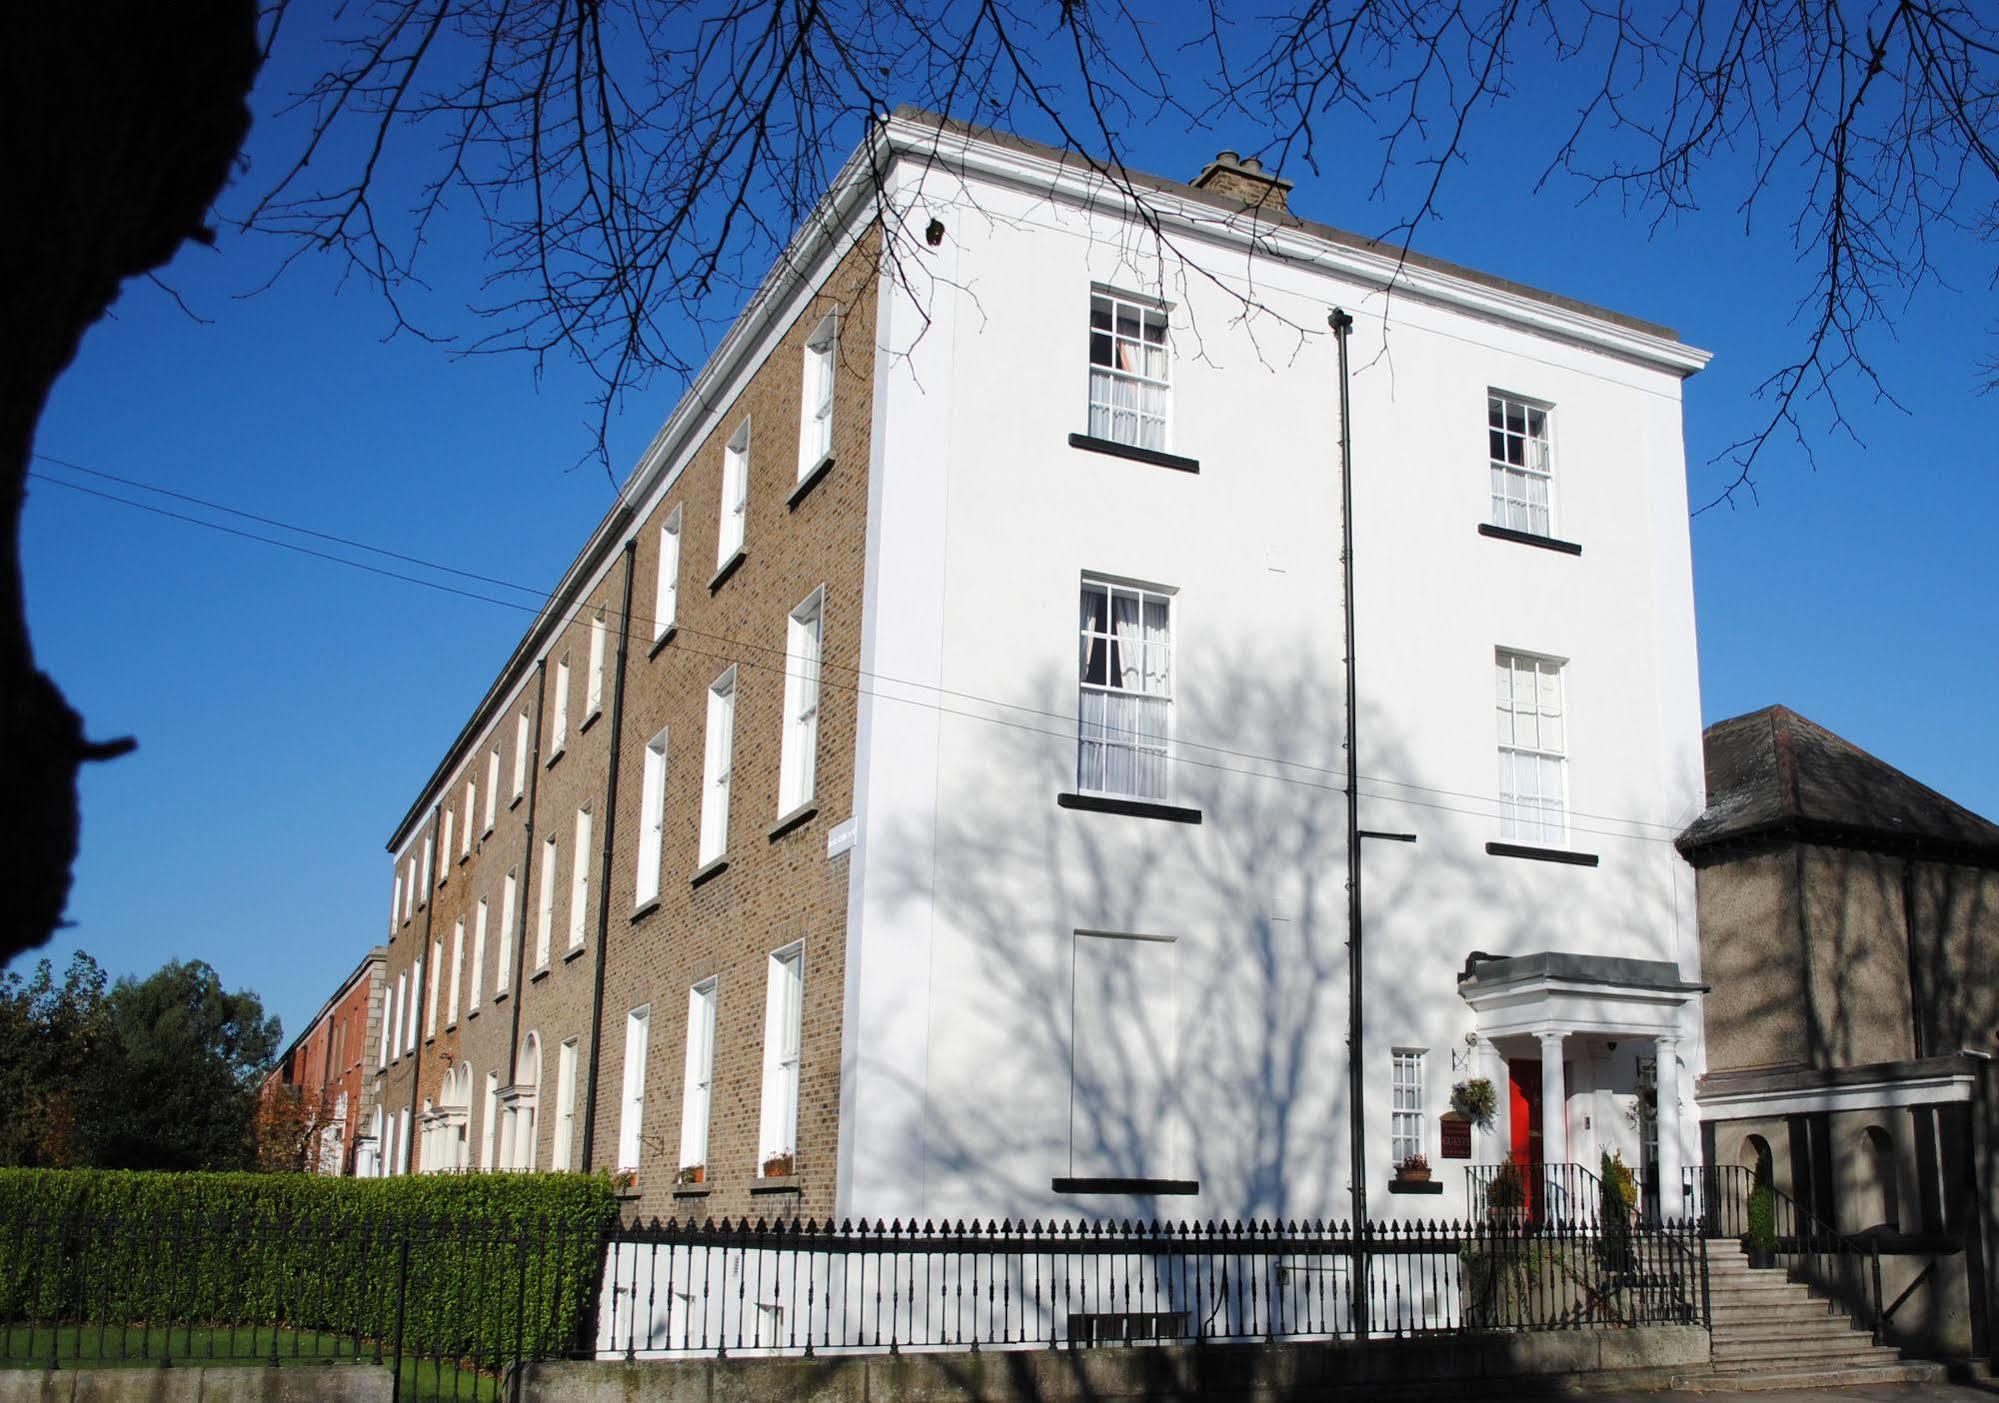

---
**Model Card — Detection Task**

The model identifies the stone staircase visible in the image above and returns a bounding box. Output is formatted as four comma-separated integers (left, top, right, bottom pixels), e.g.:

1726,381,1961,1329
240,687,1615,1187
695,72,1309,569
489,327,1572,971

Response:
1673,1239,1943,1390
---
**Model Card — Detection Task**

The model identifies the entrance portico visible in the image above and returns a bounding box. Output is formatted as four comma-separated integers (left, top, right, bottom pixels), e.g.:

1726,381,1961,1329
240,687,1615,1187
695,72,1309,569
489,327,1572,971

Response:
1458,952,1706,1220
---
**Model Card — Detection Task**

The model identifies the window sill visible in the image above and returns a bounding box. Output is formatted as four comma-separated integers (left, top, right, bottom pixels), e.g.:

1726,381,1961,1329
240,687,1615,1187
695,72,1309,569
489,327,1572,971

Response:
1067,432,1199,475
492,990,509,1005
1486,841,1599,867
750,1176,802,1195
788,454,835,509
1478,523,1582,556
530,965,551,983
672,1184,712,1200
580,708,602,734
1052,1177,1199,1196
690,856,730,889
510,791,524,810
648,626,677,659
467,1007,480,1020
708,547,748,593
545,745,565,770
1387,1179,1445,1195
459,851,471,866
564,944,586,963
1057,792,1203,825
444,1021,457,1034
630,896,662,924
768,803,818,842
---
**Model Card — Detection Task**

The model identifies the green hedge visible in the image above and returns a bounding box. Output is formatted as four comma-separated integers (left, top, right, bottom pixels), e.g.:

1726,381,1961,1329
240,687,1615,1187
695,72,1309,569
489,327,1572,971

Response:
0,1169,616,1366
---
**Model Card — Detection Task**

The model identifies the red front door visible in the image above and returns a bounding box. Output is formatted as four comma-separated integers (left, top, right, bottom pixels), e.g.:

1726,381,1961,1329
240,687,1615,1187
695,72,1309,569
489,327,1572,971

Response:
1509,1060,1545,1218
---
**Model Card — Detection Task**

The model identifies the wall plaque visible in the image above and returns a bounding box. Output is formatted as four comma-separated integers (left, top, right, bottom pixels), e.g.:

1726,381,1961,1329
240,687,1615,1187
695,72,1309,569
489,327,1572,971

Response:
1440,1114,1472,1160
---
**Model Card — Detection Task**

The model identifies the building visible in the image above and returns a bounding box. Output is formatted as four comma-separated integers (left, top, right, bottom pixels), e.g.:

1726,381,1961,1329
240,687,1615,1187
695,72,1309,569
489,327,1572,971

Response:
261,947,386,1175
1680,705,1999,1359
365,110,1712,1228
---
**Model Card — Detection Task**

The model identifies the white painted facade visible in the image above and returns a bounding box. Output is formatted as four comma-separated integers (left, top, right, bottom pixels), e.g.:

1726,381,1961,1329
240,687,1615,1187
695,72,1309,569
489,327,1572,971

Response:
835,116,1711,1226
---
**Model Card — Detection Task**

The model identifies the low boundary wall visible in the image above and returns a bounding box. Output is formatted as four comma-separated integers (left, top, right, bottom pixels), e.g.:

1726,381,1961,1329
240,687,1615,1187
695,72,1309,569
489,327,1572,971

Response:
525,1325,1711,1403
0,1365,393,1403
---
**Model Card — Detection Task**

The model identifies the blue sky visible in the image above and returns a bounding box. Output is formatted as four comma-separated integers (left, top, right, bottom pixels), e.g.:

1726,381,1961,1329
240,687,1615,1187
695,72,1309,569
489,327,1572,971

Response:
15,15,1997,1042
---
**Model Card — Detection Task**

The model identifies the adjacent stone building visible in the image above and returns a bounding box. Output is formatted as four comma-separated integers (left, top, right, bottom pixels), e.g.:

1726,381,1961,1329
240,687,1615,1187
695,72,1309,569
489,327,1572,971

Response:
1681,705,1999,1359
261,947,385,1174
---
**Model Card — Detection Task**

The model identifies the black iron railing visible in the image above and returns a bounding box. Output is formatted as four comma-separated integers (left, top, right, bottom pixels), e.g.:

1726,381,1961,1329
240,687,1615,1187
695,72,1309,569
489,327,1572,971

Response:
594,1214,1707,1357
1464,1161,1648,1225
0,1205,1711,1384
1688,1164,1885,1342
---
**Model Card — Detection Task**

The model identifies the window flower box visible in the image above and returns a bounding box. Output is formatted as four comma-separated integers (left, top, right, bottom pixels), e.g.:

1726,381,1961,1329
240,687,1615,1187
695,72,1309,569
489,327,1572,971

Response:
1394,1153,1432,1183
761,1150,795,1179
676,1164,705,1186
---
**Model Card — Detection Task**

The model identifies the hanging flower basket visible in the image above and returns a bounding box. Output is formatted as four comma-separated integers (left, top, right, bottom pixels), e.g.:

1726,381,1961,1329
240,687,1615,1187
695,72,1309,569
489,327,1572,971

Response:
1451,1077,1499,1129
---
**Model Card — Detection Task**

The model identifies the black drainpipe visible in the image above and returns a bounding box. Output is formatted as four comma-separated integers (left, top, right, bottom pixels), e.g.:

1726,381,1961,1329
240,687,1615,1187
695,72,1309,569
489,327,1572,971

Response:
506,659,550,1089
579,541,638,1170
1331,306,1369,1324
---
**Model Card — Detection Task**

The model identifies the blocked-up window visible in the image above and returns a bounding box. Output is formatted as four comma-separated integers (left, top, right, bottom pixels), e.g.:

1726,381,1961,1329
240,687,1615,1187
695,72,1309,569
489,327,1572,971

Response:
535,835,558,968
551,655,571,755
553,1037,580,1171
462,780,475,856
587,608,607,718
447,920,464,1025
470,900,488,1013
485,748,500,831
497,871,518,993
440,811,454,883
1069,931,1180,1179
514,708,531,797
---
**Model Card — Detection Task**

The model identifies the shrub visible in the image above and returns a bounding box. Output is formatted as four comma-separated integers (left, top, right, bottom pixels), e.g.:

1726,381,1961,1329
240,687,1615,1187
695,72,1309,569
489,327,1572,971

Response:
1485,1161,1527,1214
0,1168,616,1364
1745,1183,1777,1252
1599,1150,1638,1220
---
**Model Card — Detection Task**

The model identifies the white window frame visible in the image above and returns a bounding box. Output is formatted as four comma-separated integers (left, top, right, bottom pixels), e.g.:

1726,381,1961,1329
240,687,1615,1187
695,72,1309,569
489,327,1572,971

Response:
481,1072,500,1170
1495,649,1569,846
388,871,400,936
484,747,500,833
586,608,607,719
403,859,415,923
798,315,837,477
568,805,593,952
406,960,422,1055
1488,391,1555,537
470,899,488,1013
440,810,454,883
617,1005,651,1172
717,422,749,566
698,667,737,865
778,589,823,816
535,835,557,969
654,508,682,642
1391,1048,1426,1165
550,655,571,758
497,870,518,994
447,919,464,1026
425,939,442,1038
514,708,531,798
419,832,434,903
1086,291,1171,451
635,728,669,908
1076,577,1175,801
379,976,395,1069
553,1037,580,1171
679,979,717,1173
757,943,804,1172
461,781,475,857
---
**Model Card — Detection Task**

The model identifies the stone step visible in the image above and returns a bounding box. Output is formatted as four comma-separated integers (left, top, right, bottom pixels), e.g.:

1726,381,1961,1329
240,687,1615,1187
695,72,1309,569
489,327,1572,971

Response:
1713,1338,1894,1365
1712,1317,1877,1345
1671,1360,1947,1392
1709,1300,1848,1321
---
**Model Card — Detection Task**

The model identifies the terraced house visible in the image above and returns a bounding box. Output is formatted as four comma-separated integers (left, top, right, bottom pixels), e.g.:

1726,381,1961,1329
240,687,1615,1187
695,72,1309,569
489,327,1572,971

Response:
362,109,1714,1230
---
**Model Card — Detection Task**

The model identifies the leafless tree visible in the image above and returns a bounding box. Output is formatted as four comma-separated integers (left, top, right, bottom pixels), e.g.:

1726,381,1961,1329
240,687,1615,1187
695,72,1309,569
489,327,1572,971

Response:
3,0,1992,961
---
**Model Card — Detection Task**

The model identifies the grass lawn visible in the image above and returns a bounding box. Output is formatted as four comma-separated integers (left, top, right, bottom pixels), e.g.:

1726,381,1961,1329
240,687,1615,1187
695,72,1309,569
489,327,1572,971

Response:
0,1326,508,1402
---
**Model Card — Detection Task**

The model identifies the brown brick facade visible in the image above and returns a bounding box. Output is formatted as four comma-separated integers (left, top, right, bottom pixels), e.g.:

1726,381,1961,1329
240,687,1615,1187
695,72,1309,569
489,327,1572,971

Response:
366,228,880,1218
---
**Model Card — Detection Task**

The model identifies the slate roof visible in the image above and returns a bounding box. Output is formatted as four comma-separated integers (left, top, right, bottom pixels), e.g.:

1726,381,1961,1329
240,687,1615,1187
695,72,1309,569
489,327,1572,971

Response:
1677,706,1999,868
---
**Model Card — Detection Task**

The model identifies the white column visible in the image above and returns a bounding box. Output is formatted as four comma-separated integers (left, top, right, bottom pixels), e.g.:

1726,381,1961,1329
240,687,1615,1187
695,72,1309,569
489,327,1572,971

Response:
1539,1031,1568,1219
1654,1034,1684,1222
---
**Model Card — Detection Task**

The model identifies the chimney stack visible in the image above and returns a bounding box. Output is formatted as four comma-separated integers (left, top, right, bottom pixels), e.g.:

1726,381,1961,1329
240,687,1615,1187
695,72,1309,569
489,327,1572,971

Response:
1192,150,1294,216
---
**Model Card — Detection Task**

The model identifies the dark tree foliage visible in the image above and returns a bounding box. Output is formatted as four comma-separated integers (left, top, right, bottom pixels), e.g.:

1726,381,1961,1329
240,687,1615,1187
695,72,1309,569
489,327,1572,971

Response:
0,955,280,1173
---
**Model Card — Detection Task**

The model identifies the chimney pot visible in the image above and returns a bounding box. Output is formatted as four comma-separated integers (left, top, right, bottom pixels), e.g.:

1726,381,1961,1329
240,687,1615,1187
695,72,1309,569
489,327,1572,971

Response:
1192,148,1294,216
